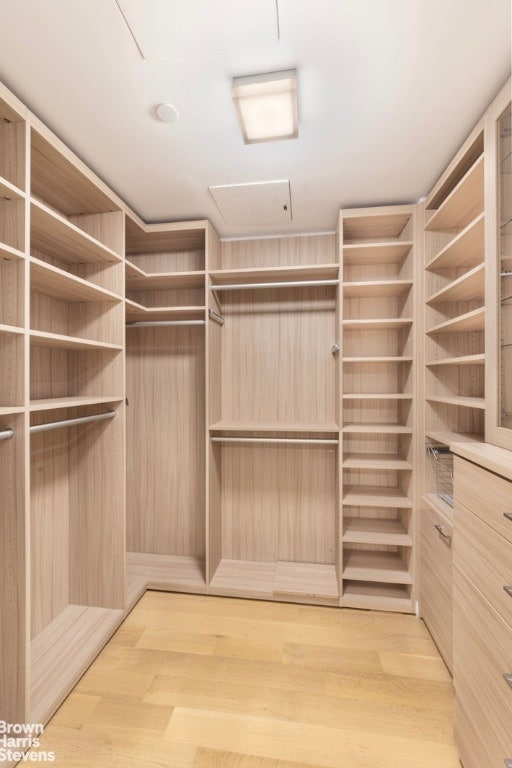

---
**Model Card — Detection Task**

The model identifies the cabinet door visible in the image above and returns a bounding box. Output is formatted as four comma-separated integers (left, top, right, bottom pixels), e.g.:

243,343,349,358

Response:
485,80,512,450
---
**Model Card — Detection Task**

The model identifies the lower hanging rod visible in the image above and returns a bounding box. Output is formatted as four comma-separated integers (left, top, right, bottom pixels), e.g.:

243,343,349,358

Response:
211,436,338,445
126,320,205,328
210,279,339,291
0,428,14,441
30,410,116,435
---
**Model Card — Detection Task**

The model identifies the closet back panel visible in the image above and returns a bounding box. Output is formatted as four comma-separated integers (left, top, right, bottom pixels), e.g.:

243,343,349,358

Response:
220,443,336,564
221,234,335,269
220,288,336,424
126,325,205,556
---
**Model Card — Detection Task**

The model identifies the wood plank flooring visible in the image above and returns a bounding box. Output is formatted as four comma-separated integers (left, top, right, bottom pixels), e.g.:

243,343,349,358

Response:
33,592,460,767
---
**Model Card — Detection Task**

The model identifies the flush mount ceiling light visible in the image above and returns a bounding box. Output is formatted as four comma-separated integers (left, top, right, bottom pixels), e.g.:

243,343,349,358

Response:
232,69,298,145
155,103,179,123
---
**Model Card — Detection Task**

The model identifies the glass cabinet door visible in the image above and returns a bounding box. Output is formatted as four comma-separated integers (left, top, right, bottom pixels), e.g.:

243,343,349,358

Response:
498,103,512,434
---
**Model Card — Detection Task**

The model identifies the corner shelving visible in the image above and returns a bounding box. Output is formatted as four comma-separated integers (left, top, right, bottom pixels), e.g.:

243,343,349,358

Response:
340,205,416,613
424,127,486,458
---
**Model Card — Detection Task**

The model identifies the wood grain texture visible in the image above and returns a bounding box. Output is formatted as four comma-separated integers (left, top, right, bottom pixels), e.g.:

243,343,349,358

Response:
419,499,453,671
27,592,459,768
126,325,205,557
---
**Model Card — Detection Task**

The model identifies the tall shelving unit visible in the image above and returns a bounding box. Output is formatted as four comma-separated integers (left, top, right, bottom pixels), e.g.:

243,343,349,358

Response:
0,87,27,728
423,128,486,456
124,216,208,600
340,206,417,613
207,235,341,604
28,127,126,724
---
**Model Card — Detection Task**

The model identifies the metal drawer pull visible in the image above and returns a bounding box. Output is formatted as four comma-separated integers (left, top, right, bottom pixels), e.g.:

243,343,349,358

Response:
504,674,512,689
504,760,512,767
434,524,452,543
504,513,512,522
504,586,512,598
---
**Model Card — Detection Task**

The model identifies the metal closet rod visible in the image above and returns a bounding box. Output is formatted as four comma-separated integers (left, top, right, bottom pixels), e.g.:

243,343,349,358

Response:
30,411,116,435
0,428,14,441
210,436,338,445
210,279,339,291
126,320,205,328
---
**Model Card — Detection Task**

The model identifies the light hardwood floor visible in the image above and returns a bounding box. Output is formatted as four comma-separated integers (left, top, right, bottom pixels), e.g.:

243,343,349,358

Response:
32,592,460,767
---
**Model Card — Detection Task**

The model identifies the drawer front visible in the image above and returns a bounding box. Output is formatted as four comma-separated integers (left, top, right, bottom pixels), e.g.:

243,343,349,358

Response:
454,456,512,543
420,503,452,670
454,567,512,767
454,500,512,628
454,698,494,768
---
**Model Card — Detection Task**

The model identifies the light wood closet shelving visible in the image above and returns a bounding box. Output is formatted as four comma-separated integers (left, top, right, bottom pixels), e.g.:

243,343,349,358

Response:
423,126,486,513
207,235,341,604
125,217,208,598
340,206,418,613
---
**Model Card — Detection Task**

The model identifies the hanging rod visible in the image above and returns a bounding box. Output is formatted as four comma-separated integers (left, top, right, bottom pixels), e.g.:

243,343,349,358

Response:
0,428,14,441
208,309,225,326
210,279,339,291
30,411,116,435
126,320,205,327
501,272,512,278
210,437,338,445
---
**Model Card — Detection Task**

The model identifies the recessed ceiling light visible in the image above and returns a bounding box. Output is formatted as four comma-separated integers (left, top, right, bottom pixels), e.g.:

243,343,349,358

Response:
232,69,298,145
155,103,179,123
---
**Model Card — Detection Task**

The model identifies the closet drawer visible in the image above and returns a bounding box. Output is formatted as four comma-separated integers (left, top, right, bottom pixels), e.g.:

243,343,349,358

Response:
454,567,512,768
420,501,452,670
454,456,512,542
454,500,512,628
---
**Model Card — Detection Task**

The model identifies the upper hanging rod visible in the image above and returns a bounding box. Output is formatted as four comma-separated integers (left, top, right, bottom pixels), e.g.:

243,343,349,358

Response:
210,279,339,292
126,320,205,328
0,428,14,441
30,410,116,435
210,436,338,445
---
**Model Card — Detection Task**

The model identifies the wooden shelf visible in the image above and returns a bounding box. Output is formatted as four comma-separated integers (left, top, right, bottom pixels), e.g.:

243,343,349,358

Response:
30,604,124,723
0,406,24,416
126,269,205,290
343,241,413,265
30,330,123,351
427,263,485,304
125,259,146,279
0,323,24,335
426,395,485,410
273,561,339,600
342,393,413,400
343,453,412,470
343,318,413,330
126,552,206,593
209,421,339,435
423,493,454,521
208,560,275,599
427,307,484,334
0,242,25,262
31,257,121,303
126,302,205,323
343,517,412,546
342,581,412,612
209,263,339,284
31,200,121,264
343,356,413,363
343,213,411,241
342,423,412,434
343,551,412,584
426,213,484,270
0,175,24,201
426,354,485,367
425,156,484,233
343,280,412,297
343,485,412,508
425,429,483,446
30,396,124,412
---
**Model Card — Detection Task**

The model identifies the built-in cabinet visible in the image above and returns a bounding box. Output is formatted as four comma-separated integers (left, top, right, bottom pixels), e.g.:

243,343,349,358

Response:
1,67,512,768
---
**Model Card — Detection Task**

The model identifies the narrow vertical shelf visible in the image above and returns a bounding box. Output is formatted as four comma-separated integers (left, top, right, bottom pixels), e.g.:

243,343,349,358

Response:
340,205,416,613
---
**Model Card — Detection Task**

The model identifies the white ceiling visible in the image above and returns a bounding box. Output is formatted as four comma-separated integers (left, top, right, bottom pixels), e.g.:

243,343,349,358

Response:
0,0,509,237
